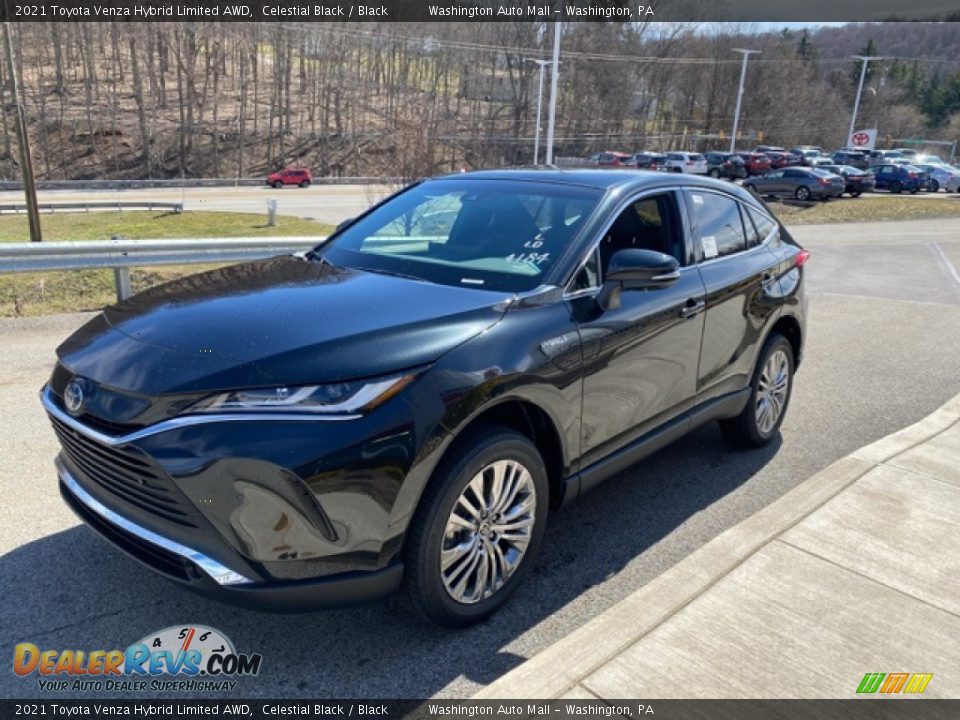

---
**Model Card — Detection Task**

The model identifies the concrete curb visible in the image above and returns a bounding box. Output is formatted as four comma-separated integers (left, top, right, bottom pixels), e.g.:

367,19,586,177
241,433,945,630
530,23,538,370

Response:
475,391,960,699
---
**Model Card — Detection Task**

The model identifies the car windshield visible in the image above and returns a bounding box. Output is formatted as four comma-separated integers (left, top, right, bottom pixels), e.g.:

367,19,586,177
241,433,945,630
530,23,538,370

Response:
317,179,604,293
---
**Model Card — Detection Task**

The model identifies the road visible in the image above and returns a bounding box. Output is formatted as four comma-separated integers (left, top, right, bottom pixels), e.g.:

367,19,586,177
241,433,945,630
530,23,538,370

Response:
1,218,959,699
0,184,395,226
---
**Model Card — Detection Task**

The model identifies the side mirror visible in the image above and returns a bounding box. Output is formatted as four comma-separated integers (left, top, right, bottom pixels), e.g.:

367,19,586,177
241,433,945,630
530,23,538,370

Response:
598,249,680,310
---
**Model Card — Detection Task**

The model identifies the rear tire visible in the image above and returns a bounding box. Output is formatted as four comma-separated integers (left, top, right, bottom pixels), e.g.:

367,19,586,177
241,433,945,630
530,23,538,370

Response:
719,334,794,448
403,426,548,627
795,186,811,201
928,180,939,192
890,181,902,194
850,191,861,197
273,180,283,189
300,180,311,188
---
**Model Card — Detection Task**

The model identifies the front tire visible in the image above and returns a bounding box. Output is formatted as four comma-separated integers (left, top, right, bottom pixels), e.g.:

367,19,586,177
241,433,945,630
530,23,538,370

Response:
795,186,811,201
403,426,548,627
890,181,903,194
273,180,283,189
928,180,939,192
719,334,794,448
300,180,311,188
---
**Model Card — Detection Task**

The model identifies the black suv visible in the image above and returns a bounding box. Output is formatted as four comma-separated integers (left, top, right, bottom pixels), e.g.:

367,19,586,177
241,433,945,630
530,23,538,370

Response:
45,170,808,627
704,151,748,179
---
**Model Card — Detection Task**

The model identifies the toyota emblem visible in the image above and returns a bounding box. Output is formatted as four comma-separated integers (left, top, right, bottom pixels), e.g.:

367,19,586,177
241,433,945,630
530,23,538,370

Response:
64,380,85,414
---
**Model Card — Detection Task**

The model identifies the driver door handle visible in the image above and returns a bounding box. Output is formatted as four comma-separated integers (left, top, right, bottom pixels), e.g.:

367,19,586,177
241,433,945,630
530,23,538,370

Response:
679,298,706,319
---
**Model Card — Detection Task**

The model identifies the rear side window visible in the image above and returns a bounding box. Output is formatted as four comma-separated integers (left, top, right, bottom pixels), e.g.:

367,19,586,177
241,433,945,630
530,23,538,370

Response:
686,191,747,260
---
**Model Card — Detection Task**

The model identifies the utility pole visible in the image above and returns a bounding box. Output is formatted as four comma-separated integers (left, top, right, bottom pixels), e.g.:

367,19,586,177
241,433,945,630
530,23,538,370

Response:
729,49,759,153
545,21,561,166
527,59,552,165
849,55,885,143
2,21,41,242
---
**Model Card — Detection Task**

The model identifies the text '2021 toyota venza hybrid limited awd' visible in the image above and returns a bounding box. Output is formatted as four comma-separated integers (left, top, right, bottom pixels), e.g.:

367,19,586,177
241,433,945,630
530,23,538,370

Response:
45,170,807,626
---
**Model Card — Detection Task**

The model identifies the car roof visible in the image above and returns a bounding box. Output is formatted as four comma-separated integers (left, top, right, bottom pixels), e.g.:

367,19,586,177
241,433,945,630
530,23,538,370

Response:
430,168,760,196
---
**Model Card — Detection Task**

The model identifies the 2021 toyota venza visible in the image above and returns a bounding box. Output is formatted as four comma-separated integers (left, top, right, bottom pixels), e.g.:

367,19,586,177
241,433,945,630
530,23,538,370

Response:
45,170,808,626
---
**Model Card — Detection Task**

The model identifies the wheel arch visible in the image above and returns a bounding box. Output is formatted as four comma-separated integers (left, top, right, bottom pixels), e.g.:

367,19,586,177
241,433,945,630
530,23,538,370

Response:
768,314,803,370
441,398,568,511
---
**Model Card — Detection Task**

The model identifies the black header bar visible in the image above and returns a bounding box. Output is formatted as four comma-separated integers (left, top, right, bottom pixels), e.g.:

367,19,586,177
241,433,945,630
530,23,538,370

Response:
3,0,960,23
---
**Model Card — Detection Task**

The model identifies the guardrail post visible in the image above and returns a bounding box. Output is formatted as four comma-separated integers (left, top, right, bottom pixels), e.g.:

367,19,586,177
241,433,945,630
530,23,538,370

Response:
114,267,132,302
266,198,277,227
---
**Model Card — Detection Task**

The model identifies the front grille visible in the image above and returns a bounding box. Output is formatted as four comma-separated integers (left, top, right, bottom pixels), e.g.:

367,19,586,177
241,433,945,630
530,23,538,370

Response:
50,416,197,528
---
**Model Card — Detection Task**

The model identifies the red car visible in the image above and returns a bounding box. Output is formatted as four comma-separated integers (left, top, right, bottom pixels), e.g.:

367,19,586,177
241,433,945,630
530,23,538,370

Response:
735,152,772,176
267,168,312,188
592,151,633,167
763,151,801,170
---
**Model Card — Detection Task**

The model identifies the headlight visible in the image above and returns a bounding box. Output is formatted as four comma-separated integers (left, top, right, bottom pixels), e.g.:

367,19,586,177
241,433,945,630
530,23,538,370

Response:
185,373,416,416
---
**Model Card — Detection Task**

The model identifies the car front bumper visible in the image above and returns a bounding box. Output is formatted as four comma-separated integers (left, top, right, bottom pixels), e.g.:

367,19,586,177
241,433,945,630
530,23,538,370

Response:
58,460,403,610
43,384,422,610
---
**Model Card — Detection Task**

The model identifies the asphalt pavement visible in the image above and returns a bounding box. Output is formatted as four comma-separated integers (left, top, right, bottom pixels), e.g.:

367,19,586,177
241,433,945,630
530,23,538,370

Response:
1,218,959,699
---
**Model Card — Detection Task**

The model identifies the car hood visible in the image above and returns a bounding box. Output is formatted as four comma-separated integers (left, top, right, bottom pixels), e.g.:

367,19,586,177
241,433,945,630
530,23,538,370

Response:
56,256,511,395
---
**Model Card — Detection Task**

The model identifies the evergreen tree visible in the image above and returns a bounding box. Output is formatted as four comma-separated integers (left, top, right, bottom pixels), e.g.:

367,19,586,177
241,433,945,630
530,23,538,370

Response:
796,29,817,65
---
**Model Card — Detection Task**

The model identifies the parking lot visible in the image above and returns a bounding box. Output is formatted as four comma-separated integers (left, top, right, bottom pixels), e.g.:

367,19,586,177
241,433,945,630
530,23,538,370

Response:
1,215,959,699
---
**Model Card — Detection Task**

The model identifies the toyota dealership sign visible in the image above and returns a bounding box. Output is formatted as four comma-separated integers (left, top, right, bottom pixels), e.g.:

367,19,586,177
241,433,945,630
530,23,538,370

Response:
848,128,878,150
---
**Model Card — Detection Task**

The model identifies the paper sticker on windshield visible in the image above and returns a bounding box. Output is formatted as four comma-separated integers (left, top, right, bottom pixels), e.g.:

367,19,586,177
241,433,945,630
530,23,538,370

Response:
691,194,704,205
702,235,718,258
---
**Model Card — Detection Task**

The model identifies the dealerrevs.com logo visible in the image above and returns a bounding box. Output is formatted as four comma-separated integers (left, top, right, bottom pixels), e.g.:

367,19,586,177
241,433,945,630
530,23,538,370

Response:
13,625,262,693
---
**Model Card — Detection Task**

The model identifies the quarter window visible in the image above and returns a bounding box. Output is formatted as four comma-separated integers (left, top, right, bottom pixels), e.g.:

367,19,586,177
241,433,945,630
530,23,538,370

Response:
687,191,747,260
746,206,777,244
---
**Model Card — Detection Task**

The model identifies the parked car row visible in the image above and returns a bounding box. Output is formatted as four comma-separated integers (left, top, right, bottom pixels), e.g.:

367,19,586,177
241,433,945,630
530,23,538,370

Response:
586,145,960,195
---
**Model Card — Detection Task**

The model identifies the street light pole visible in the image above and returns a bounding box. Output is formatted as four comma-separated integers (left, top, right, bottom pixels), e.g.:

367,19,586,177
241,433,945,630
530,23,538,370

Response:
545,21,562,165
729,48,759,153
527,59,551,165
849,55,884,142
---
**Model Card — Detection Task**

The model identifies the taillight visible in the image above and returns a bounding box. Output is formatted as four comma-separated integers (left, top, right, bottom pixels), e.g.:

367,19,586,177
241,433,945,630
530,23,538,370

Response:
908,172,917,178
795,249,811,267
818,178,830,185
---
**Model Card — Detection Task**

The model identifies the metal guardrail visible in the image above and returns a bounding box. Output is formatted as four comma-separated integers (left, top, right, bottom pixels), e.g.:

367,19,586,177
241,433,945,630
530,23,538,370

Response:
0,201,183,214
0,236,325,301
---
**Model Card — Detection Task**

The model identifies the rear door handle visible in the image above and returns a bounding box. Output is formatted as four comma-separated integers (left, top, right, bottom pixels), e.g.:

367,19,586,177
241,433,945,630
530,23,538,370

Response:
679,299,705,319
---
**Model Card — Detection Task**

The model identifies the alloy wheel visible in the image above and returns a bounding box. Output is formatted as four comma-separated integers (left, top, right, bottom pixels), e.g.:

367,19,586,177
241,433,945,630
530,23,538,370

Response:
440,460,536,604
755,348,790,435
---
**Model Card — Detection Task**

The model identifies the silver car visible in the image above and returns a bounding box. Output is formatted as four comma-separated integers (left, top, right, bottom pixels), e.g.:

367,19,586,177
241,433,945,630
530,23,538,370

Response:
744,167,844,201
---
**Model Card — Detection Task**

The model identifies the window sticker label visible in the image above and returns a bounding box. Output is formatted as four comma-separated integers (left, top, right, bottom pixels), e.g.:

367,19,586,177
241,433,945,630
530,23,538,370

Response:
691,194,704,205
702,235,718,258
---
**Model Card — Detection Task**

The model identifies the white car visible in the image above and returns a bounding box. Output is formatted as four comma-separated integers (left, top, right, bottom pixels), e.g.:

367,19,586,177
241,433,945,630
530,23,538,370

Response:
663,152,708,174
914,163,959,192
